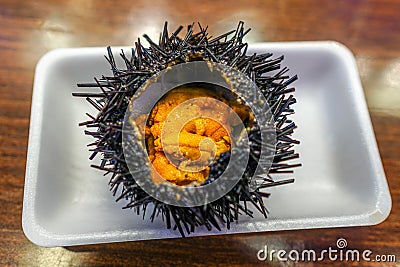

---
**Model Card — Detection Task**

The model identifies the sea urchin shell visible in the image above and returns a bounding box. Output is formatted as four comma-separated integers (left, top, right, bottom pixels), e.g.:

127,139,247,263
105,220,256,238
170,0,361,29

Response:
73,21,301,237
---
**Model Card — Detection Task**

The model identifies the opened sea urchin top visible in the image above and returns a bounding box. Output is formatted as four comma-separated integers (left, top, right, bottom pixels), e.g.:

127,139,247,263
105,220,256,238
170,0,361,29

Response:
135,86,253,186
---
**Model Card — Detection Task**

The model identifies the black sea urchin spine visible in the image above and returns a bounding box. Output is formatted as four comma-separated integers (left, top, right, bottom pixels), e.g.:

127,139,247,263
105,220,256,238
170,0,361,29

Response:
73,21,300,237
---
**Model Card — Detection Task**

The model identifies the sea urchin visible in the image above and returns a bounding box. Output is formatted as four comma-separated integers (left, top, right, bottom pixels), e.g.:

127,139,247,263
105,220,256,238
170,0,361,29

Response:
73,21,301,237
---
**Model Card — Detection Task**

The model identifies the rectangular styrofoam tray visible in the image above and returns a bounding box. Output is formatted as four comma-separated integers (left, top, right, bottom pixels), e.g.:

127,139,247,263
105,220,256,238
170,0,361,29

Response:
22,42,391,247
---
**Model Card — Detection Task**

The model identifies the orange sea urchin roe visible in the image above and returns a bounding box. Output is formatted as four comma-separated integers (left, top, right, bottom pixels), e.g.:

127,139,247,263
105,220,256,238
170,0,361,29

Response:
142,88,251,186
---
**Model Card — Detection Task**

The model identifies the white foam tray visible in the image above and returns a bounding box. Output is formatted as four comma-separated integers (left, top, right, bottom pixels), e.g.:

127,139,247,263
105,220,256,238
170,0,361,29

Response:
22,42,392,247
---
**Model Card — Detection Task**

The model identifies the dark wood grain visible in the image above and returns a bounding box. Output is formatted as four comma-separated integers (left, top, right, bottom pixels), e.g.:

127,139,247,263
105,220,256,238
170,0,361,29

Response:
1,0,399,266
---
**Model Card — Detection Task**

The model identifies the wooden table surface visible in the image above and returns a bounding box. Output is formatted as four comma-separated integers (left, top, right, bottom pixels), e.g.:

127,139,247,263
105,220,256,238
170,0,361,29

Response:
1,0,399,266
